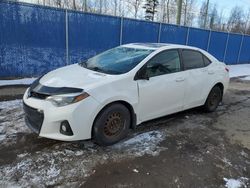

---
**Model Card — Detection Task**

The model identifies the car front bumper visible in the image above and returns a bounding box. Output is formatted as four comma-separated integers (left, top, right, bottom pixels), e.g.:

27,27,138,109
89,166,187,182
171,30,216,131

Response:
23,88,101,141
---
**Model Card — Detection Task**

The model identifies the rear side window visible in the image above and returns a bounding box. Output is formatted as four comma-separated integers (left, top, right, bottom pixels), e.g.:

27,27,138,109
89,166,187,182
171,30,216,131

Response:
203,55,212,66
182,50,204,70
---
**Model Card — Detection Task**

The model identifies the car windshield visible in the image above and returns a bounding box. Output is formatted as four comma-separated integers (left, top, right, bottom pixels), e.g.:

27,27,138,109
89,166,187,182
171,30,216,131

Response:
79,47,154,74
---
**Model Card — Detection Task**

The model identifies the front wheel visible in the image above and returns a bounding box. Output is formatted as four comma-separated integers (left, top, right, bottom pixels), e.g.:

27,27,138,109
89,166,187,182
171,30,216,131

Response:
92,103,131,146
203,86,222,112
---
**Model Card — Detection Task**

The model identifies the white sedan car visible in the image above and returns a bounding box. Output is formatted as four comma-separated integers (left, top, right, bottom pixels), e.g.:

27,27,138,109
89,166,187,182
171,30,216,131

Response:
23,43,229,146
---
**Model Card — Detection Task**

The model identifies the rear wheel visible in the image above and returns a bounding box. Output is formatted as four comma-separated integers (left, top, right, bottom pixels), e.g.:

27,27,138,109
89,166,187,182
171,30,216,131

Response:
203,86,222,112
93,103,131,146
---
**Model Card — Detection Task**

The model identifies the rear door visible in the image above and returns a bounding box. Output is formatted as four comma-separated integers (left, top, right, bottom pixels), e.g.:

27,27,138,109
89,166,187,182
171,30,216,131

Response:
181,49,210,109
137,49,188,122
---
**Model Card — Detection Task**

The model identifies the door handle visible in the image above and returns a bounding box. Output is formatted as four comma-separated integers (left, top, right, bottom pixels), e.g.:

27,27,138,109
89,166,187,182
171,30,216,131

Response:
208,70,214,75
175,77,185,82
201,69,207,72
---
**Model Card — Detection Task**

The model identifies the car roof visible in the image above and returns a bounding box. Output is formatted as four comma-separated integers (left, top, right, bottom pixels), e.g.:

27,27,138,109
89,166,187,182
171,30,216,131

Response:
123,43,200,50
122,43,219,62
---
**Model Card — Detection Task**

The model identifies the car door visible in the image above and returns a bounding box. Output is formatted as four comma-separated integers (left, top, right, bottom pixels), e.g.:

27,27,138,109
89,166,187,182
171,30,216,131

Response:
136,49,188,122
181,49,209,109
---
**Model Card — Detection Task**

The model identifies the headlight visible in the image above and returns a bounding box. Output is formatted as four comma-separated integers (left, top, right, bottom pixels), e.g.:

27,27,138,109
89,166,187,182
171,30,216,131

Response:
46,92,89,107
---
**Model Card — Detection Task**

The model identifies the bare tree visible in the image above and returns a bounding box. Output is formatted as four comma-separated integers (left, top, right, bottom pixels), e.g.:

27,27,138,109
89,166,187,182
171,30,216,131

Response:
72,0,76,10
203,0,209,28
113,0,118,16
227,6,245,33
198,0,207,28
160,0,170,23
176,0,182,24
209,5,218,29
55,0,62,8
127,0,143,19
244,8,250,34
182,0,196,26
80,0,88,12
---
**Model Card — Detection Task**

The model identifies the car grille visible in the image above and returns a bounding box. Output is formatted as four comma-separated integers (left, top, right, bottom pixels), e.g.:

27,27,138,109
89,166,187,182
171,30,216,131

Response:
23,102,44,134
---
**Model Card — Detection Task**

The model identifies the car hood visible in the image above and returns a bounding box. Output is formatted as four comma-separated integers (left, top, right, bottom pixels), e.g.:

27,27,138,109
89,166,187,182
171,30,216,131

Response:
39,64,111,89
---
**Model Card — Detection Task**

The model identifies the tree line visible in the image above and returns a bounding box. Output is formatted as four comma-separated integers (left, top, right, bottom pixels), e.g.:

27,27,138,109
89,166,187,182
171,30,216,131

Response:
14,0,250,35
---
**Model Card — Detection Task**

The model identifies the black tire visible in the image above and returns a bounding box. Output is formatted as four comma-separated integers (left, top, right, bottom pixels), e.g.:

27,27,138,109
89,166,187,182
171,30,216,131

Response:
203,86,222,112
93,103,131,146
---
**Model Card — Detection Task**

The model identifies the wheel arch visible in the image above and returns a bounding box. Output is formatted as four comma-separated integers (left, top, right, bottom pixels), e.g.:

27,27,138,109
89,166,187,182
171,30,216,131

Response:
214,82,224,94
91,100,137,138
205,82,224,104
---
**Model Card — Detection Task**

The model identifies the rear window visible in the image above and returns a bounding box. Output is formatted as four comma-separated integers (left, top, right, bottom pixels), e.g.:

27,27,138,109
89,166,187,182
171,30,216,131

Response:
182,50,204,70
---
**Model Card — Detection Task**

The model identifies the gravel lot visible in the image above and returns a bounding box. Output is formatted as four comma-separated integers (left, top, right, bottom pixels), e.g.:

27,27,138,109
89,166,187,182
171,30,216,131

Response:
0,78,250,188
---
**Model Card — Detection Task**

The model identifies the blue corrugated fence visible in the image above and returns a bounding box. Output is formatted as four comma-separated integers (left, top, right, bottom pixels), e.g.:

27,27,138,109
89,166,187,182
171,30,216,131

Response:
0,1,250,78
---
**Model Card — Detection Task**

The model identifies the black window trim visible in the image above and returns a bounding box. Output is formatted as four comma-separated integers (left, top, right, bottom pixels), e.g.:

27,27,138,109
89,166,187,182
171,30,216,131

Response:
180,48,212,70
202,54,212,66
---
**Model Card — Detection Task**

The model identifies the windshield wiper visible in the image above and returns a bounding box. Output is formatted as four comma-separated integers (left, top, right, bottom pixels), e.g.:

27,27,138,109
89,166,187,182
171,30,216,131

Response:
89,66,104,72
79,60,87,68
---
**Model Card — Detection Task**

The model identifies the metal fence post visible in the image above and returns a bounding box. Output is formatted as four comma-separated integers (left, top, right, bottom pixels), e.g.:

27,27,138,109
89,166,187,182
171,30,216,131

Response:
65,9,69,65
206,29,212,51
237,33,244,64
119,17,123,45
223,31,230,63
158,22,162,43
186,27,190,45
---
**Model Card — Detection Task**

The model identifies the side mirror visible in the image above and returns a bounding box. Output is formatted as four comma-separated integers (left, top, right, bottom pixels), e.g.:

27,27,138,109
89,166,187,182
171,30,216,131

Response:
134,66,149,80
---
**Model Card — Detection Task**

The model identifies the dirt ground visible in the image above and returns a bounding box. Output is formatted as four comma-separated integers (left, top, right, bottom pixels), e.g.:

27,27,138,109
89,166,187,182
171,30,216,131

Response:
0,78,250,188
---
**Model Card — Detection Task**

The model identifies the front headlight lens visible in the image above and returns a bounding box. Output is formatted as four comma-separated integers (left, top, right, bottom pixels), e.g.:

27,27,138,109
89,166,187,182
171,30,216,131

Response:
46,92,89,107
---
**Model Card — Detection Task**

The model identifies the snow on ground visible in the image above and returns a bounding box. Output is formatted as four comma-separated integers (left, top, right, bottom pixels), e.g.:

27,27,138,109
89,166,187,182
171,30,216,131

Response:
241,76,250,81
223,177,249,188
0,78,36,86
0,99,167,187
113,130,166,157
228,64,250,78
0,100,28,143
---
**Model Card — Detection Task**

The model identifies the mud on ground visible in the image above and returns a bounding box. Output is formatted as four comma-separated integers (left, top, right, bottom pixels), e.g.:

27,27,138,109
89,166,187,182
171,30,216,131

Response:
0,78,250,188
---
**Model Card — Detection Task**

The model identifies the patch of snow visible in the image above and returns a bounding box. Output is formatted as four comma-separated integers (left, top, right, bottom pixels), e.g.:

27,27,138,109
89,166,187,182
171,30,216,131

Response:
0,135,6,141
241,76,250,81
223,177,249,188
0,78,36,86
222,157,232,166
0,100,29,143
133,169,139,173
113,131,166,157
46,159,60,178
240,151,248,158
0,100,23,110
228,64,250,78
17,153,29,158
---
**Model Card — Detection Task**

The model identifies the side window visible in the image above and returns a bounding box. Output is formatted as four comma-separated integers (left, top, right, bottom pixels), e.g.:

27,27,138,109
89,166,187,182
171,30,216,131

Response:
182,50,204,70
147,50,181,77
203,55,212,66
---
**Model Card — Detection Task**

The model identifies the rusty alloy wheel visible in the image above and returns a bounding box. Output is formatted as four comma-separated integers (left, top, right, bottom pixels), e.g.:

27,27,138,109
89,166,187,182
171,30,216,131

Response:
103,112,124,137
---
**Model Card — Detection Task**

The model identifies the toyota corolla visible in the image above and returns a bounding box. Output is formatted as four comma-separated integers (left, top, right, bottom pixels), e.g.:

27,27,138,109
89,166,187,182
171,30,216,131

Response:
23,43,229,146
